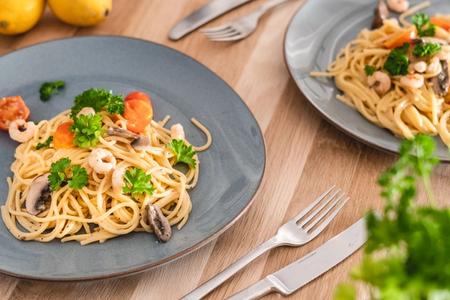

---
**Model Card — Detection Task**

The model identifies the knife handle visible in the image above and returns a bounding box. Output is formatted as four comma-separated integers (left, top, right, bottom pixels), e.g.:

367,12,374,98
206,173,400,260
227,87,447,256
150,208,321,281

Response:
226,278,275,300
181,237,279,300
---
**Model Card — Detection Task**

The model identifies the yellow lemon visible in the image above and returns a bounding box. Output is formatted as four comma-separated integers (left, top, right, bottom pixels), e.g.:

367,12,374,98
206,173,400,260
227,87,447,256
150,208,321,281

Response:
48,0,112,27
0,0,45,36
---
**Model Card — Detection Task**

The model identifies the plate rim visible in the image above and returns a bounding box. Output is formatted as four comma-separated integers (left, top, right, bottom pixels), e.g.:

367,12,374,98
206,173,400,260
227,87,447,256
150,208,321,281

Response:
0,35,267,282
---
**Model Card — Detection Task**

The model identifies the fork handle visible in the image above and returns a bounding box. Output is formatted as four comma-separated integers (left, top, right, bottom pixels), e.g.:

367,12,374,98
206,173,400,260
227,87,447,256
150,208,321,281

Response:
256,0,292,16
181,237,279,300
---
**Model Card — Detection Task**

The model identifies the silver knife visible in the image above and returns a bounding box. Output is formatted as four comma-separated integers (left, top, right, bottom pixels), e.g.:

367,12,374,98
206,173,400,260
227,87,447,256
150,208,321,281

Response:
227,218,367,300
169,0,254,40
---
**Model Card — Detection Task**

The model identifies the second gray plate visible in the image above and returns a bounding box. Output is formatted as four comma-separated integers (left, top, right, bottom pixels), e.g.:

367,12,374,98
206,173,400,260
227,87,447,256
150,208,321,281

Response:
285,0,450,160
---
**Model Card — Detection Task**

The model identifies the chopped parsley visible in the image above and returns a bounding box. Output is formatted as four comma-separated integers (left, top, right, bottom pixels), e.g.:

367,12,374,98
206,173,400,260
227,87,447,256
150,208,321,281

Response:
413,42,442,57
36,136,53,150
39,80,65,102
364,65,376,76
168,139,197,168
70,88,124,118
412,13,436,37
123,167,155,197
383,43,410,76
70,113,103,148
49,158,88,191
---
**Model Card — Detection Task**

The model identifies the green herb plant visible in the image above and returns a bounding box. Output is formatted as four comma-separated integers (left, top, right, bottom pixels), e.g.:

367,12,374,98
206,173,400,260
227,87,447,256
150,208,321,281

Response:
70,88,124,118
70,113,103,148
364,65,376,76
335,135,450,300
36,136,53,150
412,13,436,37
413,42,441,57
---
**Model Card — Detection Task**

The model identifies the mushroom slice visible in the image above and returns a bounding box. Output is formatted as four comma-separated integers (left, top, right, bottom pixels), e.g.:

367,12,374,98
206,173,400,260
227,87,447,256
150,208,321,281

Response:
147,204,171,242
25,174,51,216
431,60,450,97
372,0,389,29
131,136,152,151
107,126,139,140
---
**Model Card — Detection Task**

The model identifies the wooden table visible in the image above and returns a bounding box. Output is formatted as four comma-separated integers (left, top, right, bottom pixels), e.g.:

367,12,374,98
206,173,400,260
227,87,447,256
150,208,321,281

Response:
1,1,448,299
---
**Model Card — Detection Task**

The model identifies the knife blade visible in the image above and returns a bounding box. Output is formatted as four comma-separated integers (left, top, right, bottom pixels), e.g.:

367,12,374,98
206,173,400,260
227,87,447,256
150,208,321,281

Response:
169,0,254,40
227,218,367,300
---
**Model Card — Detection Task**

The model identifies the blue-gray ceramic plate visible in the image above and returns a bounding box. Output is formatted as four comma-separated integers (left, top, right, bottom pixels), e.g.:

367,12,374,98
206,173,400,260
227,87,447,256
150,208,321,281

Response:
0,36,265,281
285,0,450,160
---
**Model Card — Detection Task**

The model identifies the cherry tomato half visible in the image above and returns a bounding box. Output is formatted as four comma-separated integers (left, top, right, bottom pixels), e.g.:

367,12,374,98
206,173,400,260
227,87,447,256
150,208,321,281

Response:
123,99,153,134
0,96,30,130
54,121,75,149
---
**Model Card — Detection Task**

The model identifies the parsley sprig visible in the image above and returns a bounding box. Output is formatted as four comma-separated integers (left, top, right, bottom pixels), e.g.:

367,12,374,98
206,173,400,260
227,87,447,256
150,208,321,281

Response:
364,65,376,76
335,135,450,300
70,113,103,148
412,13,436,37
70,88,124,118
168,139,197,168
48,158,88,191
413,42,441,57
40,80,65,102
384,43,410,76
123,167,155,197
36,136,53,150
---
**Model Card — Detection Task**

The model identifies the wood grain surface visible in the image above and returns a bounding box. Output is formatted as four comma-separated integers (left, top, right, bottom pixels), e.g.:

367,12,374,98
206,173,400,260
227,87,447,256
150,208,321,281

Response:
0,1,447,299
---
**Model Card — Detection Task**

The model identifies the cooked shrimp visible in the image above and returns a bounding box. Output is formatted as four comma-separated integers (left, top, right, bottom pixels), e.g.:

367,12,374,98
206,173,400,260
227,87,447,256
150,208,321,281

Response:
88,148,116,174
400,74,424,89
414,61,427,73
387,0,409,13
170,123,185,140
368,71,392,96
8,119,36,143
76,107,96,117
112,166,126,194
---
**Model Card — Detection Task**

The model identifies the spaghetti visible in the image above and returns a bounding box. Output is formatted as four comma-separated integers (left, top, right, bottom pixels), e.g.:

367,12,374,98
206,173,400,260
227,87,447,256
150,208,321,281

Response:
1,93,211,245
311,3,450,146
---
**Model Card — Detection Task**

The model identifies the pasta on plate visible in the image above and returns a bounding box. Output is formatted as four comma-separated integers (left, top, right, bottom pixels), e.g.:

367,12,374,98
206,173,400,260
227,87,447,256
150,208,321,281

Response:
0,88,211,245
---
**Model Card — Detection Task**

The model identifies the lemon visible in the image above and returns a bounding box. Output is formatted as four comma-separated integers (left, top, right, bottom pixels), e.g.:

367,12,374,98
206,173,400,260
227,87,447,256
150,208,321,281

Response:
48,0,112,27
0,0,45,36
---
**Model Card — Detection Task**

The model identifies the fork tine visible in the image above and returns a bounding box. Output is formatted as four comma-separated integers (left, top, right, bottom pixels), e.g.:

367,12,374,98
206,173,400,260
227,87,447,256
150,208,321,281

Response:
306,196,349,235
298,189,341,227
203,28,239,39
200,24,232,34
303,193,346,231
292,186,336,222
207,34,247,42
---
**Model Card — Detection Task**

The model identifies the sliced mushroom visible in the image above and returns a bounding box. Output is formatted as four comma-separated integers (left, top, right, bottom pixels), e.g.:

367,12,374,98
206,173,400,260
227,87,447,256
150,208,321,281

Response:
131,136,152,151
25,174,51,216
431,60,449,97
147,204,171,242
372,0,389,29
107,126,139,140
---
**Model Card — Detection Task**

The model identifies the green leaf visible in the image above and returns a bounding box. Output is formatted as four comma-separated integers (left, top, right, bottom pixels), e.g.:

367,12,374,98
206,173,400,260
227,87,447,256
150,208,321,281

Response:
68,165,88,189
384,43,410,76
412,13,436,37
168,139,197,168
48,158,71,191
70,113,103,148
413,42,442,57
334,283,356,300
36,136,53,150
48,158,88,191
123,167,155,197
70,88,124,118
364,65,376,76
39,80,65,102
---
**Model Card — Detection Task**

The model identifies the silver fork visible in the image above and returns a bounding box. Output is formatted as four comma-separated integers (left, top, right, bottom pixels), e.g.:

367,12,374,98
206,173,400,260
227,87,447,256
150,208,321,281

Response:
201,0,292,42
181,186,349,300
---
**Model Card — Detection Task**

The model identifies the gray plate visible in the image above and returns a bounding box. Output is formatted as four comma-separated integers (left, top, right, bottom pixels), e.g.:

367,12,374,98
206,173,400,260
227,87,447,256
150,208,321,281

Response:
285,0,450,160
0,36,265,281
